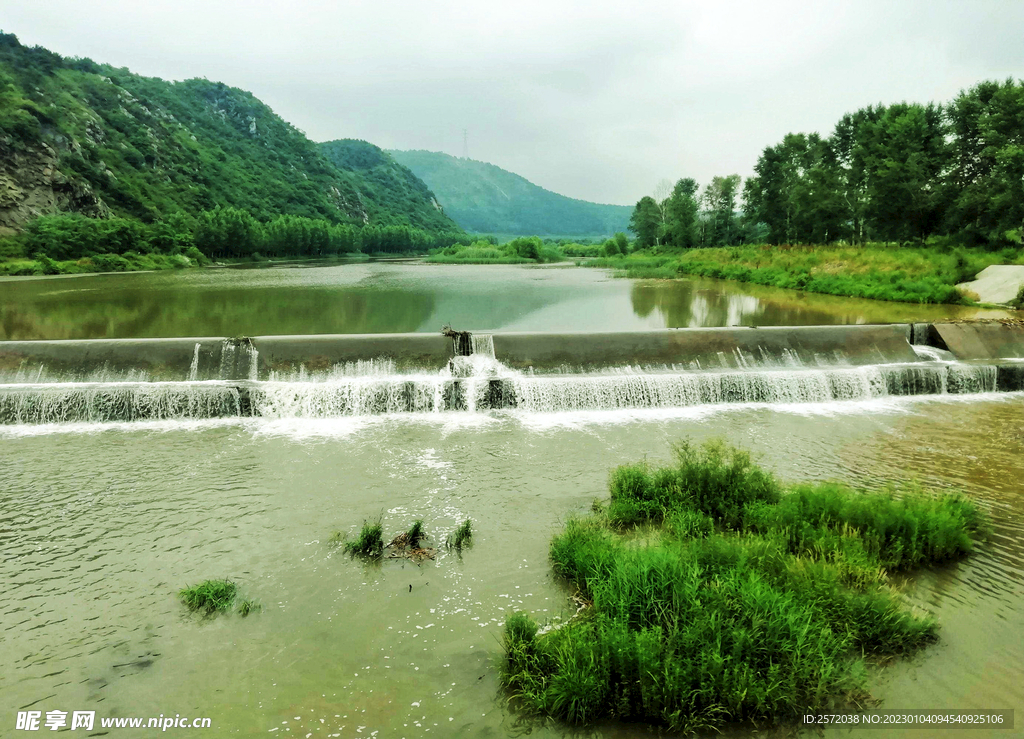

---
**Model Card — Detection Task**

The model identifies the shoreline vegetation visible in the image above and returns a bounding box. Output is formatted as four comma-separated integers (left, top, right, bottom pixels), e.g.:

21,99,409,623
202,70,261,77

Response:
588,243,1024,305
5,235,1024,310
500,440,987,733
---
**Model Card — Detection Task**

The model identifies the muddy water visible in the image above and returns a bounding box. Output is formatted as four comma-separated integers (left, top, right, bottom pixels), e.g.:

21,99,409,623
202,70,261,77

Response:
1,395,1021,738
0,263,1014,340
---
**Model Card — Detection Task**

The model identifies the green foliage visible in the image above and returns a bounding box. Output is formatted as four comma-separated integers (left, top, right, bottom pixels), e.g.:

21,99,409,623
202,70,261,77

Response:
389,149,631,237
594,243,1010,304
319,140,456,233
405,520,425,548
237,599,261,617
343,520,385,559
0,33,464,255
426,237,565,264
628,196,661,249
744,482,989,571
502,441,986,732
179,579,238,615
607,440,780,528
446,519,473,551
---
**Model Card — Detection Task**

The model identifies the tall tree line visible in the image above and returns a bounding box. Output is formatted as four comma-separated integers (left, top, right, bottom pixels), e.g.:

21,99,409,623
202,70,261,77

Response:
630,79,1024,249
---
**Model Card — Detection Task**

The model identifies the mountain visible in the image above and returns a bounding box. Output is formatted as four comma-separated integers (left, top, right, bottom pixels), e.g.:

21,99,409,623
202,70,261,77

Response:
0,32,460,235
318,139,449,231
388,149,632,237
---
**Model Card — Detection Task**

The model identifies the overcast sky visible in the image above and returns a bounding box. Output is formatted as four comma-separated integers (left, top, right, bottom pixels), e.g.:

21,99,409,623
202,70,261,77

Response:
5,1,1022,205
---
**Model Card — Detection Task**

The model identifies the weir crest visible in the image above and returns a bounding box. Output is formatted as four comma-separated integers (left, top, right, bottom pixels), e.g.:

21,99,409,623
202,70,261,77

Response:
0,325,1021,425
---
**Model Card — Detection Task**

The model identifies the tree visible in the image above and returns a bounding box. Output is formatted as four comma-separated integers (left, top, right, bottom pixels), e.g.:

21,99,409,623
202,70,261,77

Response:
859,103,948,242
700,175,742,246
662,178,699,248
945,79,1024,246
628,196,662,249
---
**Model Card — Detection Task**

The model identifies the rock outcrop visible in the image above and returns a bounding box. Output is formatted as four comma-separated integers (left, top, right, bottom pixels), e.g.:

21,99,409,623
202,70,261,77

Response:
0,137,109,235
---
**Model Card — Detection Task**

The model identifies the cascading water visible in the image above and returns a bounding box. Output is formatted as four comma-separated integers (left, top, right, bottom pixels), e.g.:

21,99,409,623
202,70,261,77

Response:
188,343,201,382
0,332,1015,426
0,382,241,424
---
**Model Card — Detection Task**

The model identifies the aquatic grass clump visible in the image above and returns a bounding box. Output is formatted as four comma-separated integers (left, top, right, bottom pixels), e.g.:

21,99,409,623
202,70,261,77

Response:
179,579,238,615
343,519,385,559
405,520,425,549
502,439,986,733
607,439,780,528
237,599,261,617
446,519,473,550
743,482,989,570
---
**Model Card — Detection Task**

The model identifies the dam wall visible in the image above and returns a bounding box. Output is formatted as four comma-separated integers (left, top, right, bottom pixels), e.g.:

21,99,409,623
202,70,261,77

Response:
1,324,929,381
1,322,1022,383
931,322,1024,360
489,325,920,370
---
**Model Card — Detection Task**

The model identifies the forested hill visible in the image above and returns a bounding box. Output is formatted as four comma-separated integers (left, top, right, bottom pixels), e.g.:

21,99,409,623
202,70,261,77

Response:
0,32,460,235
318,140,449,231
388,149,632,237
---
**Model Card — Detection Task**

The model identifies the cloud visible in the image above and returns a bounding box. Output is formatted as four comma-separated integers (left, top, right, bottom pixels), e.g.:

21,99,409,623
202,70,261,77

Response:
4,0,1022,205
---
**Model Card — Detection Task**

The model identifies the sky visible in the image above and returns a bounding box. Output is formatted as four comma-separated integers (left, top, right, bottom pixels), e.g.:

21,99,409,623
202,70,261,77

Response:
4,1,1022,206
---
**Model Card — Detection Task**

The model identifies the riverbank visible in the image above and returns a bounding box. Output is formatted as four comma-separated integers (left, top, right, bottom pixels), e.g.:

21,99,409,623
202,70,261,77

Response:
0,251,377,277
589,244,1024,305
0,251,198,276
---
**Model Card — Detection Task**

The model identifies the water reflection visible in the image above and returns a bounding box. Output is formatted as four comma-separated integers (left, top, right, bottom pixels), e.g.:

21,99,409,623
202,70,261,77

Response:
630,278,1016,328
0,263,1013,340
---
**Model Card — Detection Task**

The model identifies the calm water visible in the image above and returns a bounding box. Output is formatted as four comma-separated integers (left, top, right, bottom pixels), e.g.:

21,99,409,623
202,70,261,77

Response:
1,264,1022,738
0,262,1014,340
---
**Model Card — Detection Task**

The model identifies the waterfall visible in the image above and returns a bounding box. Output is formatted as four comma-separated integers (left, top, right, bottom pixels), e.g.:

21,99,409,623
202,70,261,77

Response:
471,334,495,358
244,342,260,381
219,341,237,380
491,363,998,413
0,359,1010,426
188,343,201,382
0,382,240,424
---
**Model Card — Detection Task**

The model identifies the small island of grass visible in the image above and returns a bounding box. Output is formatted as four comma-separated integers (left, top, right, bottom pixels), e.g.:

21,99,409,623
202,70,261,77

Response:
501,440,987,733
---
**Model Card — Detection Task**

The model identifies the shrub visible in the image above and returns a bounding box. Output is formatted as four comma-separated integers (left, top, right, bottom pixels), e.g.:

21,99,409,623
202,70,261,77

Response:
184,245,210,266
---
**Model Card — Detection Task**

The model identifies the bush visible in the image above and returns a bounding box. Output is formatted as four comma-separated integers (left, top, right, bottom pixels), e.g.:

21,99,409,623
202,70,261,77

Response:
184,245,210,266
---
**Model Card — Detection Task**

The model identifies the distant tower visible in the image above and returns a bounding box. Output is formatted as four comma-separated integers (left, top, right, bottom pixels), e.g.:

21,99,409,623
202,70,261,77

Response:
462,129,468,160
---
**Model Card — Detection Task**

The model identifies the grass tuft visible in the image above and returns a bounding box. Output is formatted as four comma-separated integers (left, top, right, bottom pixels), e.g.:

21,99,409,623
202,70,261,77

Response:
502,439,986,732
179,579,238,615
405,520,425,549
446,519,473,550
237,599,261,617
343,519,385,559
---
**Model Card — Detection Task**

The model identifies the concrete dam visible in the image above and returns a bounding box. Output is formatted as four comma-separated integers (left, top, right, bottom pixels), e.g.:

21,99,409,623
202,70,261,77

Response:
0,323,1021,425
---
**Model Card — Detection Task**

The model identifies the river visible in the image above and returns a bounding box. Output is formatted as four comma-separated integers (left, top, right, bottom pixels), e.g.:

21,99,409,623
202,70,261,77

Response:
0,263,1021,738
0,262,1013,340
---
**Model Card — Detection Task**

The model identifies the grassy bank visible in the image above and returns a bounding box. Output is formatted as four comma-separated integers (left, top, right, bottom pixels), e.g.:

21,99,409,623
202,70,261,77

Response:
0,248,208,277
426,237,564,265
501,440,986,733
590,244,1024,304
